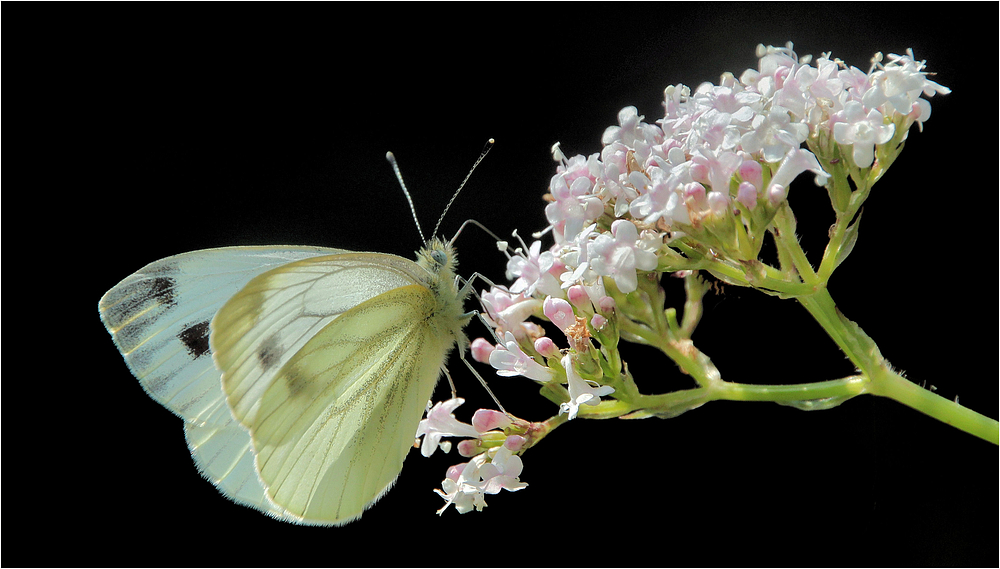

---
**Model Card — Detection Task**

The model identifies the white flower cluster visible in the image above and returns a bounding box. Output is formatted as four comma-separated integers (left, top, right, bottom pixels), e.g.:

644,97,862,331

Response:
419,43,950,516
416,399,528,514
533,43,948,296
473,42,952,410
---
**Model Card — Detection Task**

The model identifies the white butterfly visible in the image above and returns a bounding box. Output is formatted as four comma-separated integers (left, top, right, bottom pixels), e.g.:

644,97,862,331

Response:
99,147,491,525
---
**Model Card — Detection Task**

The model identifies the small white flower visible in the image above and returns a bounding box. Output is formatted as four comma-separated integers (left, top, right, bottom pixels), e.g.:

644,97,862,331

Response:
629,170,689,229
434,445,527,516
689,107,743,152
601,106,663,164
556,224,601,290
599,142,640,215
601,106,640,147
489,331,554,382
689,147,742,195
690,82,761,127
480,446,528,494
863,49,950,119
832,100,895,168
480,286,541,337
506,240,564,298
416,398,481,457
839,64,871,101
807,55,847,108
767,148,830,193
772,63,818,121
739,105,809,163
587,220,659,294
741,42,799,98
435,457,487,515
559,354,615,420
545,172,604,242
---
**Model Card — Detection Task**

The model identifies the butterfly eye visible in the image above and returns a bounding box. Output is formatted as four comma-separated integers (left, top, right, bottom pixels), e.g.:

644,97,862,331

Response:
431,249,447,267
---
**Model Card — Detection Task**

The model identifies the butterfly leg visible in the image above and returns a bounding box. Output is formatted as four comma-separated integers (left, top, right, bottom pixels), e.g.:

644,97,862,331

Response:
457,346,509,417
441,365,458,400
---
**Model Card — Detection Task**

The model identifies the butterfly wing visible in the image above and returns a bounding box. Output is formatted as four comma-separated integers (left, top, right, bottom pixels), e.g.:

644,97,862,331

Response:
211,253,462,524
99,246,347,517
181,418,288,517
99,246,351,421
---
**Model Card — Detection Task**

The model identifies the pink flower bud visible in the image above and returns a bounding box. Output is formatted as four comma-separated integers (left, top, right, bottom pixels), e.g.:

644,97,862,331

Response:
737,181,758,210
768,184,787,206
543,296,576,332
707,191,730,216
457,440,480,457
739,159,763,189
566,285,590,309
683,182,708,210
470,337,495,364
504,435,526,451
597,295,616,313
590,314,608,330
534,336,559,358
446,463,465,481
472,408,512,432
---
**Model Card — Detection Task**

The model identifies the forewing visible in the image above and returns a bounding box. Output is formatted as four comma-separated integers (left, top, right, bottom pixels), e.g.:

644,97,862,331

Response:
99,245,347,424
241,285,452,524
210,252,431,428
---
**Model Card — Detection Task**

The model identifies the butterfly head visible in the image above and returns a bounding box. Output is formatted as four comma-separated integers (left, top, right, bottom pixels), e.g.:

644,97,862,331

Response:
416,236,472,352
417,237,458,279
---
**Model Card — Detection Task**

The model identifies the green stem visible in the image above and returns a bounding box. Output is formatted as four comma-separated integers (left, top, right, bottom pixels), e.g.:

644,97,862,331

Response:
816,176,868,282
669,240,816,296
586,200,997,445
520,412,569,452
771,203,818,284
766,206,996,444
797,290,867,372
798,288,999,444
867,365,999,444
702,257,816,296
710,375,869,403
816,218,846,282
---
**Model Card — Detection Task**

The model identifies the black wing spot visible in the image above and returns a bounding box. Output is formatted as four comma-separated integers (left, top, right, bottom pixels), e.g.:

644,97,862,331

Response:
147,276,177,308
178,320,211,359
284,365,311,399
258,334,282,372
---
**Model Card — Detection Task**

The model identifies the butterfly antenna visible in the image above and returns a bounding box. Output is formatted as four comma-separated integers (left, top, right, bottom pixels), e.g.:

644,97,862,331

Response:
450,219,524,262
386,151,427,244
431,138,494,240
449,219,503,247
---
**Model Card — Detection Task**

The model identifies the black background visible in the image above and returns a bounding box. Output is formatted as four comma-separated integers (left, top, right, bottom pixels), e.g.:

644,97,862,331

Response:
6,3,997,567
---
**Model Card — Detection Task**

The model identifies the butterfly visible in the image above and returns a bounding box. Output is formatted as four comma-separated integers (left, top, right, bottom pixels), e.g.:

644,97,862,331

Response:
99,145,491,525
